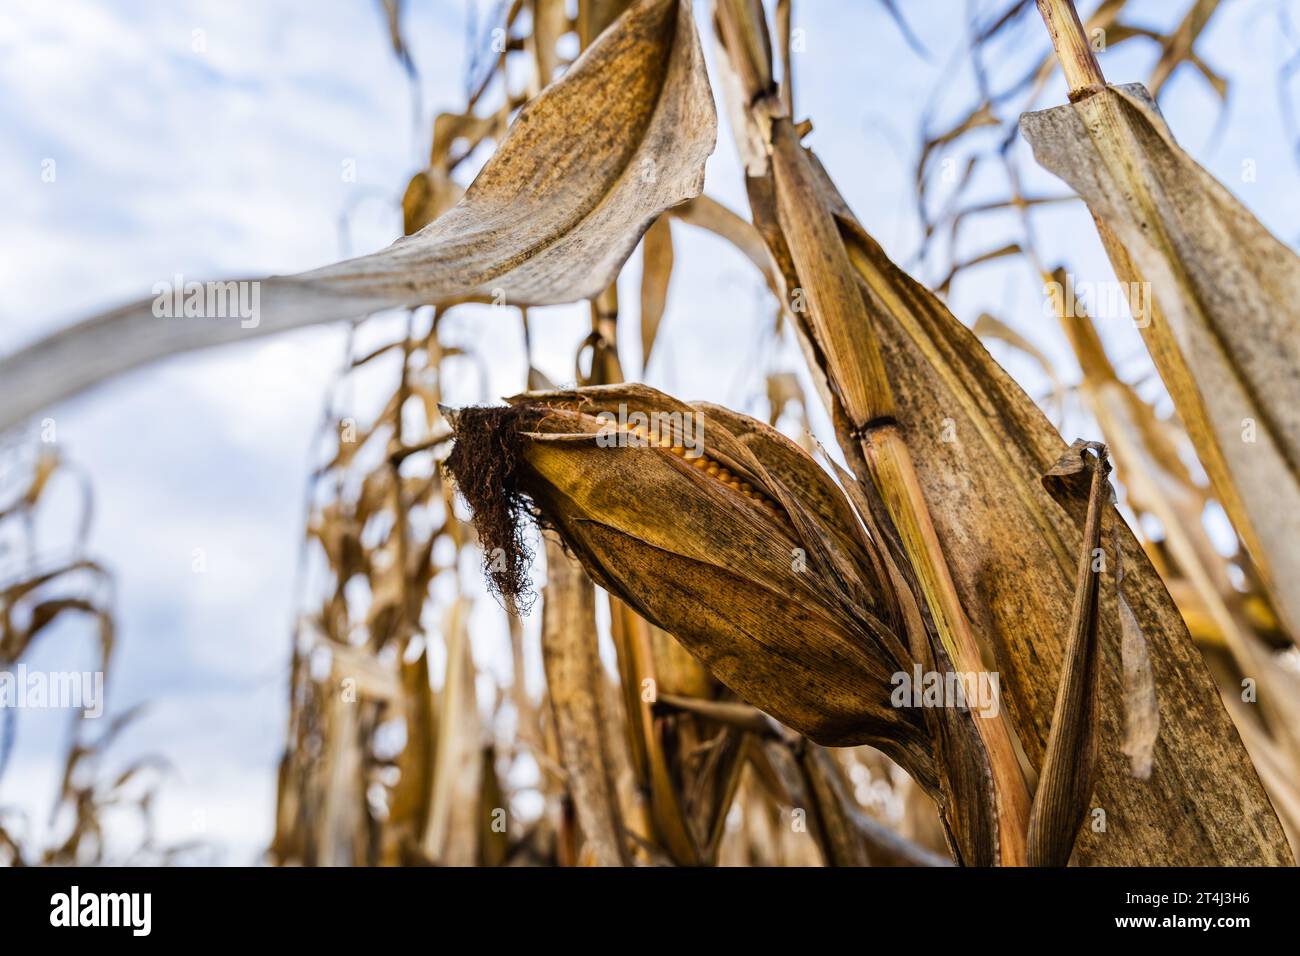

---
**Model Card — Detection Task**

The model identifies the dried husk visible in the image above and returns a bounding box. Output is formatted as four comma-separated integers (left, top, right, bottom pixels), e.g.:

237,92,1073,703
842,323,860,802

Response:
443,384,935,783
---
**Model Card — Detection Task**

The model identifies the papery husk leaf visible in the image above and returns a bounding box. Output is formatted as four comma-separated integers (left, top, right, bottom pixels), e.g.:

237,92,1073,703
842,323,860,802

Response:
0,0,716,431
536,468,923,758
447,387,934,779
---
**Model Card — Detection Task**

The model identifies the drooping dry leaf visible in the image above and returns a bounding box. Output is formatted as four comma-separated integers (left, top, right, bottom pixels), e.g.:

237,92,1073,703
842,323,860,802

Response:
1028,441,1109,867
424,597,481,865
0,0,716,431
1021,83,1300,640
541,534,630,866
638,215,674,371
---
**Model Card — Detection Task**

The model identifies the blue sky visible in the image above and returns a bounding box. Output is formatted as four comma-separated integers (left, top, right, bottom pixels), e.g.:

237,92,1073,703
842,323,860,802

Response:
1,0,1297,863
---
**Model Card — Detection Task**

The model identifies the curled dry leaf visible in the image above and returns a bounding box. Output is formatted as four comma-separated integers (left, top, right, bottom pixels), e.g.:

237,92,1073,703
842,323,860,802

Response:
0,0,716,431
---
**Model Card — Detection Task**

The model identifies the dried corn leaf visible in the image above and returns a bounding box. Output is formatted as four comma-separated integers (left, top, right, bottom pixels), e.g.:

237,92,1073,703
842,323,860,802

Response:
823,189,1289,864
1021,83,1300,639
0,0,716,431
639,216,674,371
541,534,629,866
424,597,481,865
710,25,1288,853
1028,442,1108,867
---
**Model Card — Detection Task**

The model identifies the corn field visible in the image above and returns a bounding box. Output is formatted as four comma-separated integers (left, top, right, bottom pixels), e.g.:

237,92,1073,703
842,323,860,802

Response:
3,0,1300,872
